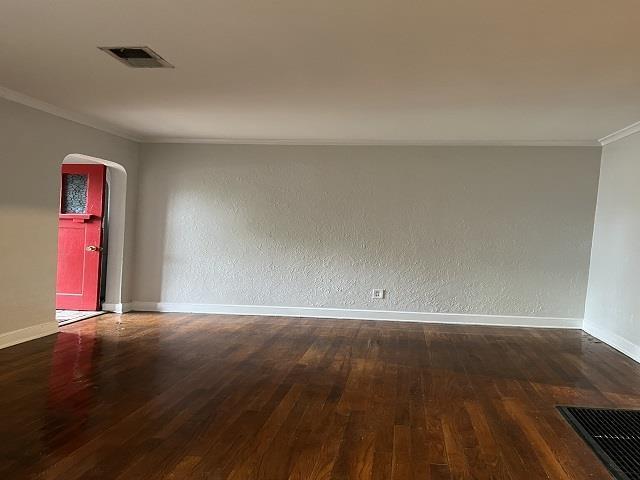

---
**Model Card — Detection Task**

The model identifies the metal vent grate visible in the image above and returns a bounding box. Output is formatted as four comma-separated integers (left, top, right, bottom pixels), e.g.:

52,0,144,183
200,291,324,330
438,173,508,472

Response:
98,46,174,68
558,406,640,480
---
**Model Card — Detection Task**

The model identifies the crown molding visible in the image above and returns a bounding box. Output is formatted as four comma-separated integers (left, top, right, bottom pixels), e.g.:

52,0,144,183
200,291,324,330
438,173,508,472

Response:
142,137,599,147
599,120,640,146
0,85,142,142
0,83,609,147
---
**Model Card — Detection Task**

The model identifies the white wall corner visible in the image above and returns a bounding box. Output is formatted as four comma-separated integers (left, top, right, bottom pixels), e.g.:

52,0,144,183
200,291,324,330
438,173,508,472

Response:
582,322,640,364
0,322,59,350
131,302,582,329
102,302,134,314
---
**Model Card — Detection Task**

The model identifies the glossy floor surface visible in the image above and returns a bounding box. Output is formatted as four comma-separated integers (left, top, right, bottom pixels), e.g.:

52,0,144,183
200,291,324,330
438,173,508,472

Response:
1,313,639,479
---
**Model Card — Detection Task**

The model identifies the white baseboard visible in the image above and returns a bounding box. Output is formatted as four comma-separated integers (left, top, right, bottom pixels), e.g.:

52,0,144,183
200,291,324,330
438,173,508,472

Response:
583,323,640,364
0,322,59,350
131,302,582,329
102,302,134,314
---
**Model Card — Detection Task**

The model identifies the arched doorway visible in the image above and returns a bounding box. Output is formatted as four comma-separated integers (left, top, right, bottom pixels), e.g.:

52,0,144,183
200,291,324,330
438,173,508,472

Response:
55,154,128,324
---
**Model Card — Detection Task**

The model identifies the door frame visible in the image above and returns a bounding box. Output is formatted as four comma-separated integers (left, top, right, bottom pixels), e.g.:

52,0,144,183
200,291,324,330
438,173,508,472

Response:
60,154,129,313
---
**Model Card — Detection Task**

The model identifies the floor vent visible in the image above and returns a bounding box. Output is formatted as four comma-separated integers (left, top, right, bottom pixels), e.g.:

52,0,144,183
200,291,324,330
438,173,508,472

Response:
558,406,640,480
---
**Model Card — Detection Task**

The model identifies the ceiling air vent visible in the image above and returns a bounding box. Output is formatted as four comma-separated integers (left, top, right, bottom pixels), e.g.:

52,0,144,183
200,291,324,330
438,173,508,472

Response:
99,46,174,68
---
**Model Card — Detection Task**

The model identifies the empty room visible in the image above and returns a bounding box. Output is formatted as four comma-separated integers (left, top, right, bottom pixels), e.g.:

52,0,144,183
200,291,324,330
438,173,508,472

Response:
1,1,640,479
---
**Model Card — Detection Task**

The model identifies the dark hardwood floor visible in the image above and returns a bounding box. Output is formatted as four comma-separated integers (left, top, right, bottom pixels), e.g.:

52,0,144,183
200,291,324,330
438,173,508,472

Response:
1,313,639,479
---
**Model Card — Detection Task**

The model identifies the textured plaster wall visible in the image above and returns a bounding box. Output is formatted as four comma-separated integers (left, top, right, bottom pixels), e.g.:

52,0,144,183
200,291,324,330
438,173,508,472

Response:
585,133,640,348
135,144,600,318
0,98,139,336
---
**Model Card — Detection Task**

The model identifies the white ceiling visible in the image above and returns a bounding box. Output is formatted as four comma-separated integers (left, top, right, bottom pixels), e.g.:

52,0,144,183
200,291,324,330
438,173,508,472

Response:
1,0,640,144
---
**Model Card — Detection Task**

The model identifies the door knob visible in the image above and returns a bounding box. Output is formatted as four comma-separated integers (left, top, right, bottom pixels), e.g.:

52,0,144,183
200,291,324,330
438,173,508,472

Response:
86,245,102,252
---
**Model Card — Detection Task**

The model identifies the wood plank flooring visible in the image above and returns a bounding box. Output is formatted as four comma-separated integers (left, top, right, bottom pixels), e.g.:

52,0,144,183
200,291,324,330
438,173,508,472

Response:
1,312,639,479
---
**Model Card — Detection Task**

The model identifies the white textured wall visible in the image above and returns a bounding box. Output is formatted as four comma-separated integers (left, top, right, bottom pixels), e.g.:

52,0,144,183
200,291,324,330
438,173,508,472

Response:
585,133,640,359
135,144,600,319
0,98,138,337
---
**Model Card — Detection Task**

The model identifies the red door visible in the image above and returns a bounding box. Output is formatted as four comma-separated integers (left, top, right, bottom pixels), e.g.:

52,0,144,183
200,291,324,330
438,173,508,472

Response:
56,164,106,310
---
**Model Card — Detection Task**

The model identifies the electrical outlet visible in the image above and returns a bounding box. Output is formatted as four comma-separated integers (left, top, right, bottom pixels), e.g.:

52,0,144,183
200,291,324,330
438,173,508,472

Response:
372,289,385,300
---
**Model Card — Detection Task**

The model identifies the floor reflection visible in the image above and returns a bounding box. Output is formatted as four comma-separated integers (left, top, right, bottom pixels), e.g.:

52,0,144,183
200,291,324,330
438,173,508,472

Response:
43,323,99,451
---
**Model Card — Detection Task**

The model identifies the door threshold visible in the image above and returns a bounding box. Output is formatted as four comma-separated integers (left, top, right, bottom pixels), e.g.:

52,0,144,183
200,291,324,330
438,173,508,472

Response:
56,310,105,326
